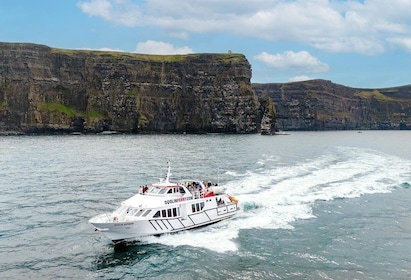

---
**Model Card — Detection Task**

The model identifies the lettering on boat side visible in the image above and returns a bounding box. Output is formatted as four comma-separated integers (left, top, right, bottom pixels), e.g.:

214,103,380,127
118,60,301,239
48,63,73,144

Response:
114,223,133,226
164,196,193,205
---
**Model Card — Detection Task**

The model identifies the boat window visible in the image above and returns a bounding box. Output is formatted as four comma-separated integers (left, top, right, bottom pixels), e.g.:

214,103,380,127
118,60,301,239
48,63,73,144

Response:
135,209,145,217
162,209,166,217
167,209,172,217
123,207,132,215
179,187,185,193
142,210,151,217
148,186,163,194
173,208,177,217
128,208,138,216
191,202,205,213
115,205,128,214
153,211,160,218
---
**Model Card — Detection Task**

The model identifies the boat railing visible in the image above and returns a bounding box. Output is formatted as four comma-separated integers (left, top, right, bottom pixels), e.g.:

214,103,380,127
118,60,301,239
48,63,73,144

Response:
91,213,112,223
191,190,204,199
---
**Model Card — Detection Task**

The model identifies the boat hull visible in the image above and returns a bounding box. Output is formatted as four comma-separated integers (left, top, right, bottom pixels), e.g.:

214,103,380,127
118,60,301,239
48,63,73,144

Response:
90,205,238,242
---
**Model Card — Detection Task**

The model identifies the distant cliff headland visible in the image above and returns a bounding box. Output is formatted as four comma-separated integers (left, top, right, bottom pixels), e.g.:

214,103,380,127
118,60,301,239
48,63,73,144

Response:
0,42,410,135
253,80,411,131
0,42,275,135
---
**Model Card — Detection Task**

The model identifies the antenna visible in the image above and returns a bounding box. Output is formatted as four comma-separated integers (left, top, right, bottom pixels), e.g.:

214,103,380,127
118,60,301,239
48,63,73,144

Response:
165,160,171,182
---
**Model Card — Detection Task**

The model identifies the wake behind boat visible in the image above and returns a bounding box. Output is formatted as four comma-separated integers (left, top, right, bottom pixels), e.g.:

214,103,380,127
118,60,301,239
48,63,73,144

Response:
89,163,240,244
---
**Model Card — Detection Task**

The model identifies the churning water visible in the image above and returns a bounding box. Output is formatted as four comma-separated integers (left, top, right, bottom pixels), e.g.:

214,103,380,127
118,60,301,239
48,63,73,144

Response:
0,131,410,279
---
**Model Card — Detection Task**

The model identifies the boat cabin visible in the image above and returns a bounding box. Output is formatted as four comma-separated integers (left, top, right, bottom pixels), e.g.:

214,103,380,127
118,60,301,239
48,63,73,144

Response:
110,179,232,223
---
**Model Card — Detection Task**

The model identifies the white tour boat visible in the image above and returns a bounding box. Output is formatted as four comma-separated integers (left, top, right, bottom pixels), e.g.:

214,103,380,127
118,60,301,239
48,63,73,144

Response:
89,163,240,243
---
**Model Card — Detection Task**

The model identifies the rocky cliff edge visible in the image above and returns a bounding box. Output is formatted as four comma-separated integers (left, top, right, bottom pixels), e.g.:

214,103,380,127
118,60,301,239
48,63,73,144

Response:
253,79,411,130
0,42,275,134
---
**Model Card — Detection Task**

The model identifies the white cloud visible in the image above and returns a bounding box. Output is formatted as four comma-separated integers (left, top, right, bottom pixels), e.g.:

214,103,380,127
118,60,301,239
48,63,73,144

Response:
169,32,190,40
289,76,313,82
311,37,386,55
387,37,411,52
254,51,329,73
77,0,411,54
77,0,143,27
134,40,194,55
77,0,111,18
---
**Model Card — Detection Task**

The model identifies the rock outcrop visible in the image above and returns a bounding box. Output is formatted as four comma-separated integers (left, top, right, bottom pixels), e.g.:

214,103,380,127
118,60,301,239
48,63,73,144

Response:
0,42,274,134
253,80,411,130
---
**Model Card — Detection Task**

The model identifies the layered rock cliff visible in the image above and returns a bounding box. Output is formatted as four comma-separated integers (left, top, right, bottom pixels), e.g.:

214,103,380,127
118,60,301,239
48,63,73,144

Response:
0,42,274,134
253,80,411,130
5,43,408,134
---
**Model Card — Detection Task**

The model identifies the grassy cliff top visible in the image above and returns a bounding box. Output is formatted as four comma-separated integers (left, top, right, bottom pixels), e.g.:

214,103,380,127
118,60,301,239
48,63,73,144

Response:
0,42,246,63
50,47,246,63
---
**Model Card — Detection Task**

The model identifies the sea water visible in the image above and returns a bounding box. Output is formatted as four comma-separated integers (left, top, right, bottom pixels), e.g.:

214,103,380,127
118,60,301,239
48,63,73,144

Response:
0,131,410,279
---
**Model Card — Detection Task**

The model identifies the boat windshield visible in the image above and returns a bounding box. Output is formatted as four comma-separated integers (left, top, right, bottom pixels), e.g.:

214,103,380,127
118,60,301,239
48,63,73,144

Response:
145,185,181,195
114,205,129,215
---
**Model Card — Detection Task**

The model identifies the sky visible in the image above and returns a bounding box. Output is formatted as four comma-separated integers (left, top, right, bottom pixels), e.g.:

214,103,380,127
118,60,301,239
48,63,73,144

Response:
1,0,411,88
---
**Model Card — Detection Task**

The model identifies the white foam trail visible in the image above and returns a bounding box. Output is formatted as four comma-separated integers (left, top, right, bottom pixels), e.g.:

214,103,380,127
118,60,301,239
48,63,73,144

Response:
143,221,239,253
150,147,411,252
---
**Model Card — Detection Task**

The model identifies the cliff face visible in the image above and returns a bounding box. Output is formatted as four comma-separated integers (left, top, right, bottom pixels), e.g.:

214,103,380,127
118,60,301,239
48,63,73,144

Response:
253,80,411,130
0,42,272,134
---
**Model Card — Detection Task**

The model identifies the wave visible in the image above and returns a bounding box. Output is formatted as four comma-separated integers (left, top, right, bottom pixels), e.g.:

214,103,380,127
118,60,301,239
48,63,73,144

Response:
148,147,411,252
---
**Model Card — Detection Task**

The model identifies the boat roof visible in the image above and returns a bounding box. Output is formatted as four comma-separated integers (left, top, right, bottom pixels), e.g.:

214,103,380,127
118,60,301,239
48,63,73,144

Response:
122,193,167,208
119,162,217,209
151,181,179,187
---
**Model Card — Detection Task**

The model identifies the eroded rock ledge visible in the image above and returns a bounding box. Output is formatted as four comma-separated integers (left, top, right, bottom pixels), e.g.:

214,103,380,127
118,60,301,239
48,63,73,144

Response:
0,42,275,134
253,80,411,130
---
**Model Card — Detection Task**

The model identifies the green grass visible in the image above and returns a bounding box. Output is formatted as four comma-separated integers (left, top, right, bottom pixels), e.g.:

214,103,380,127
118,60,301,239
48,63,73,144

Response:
50,48,245,63
86,109,104,119
354,90,392,101
38,102,76,117
138,113,149,127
